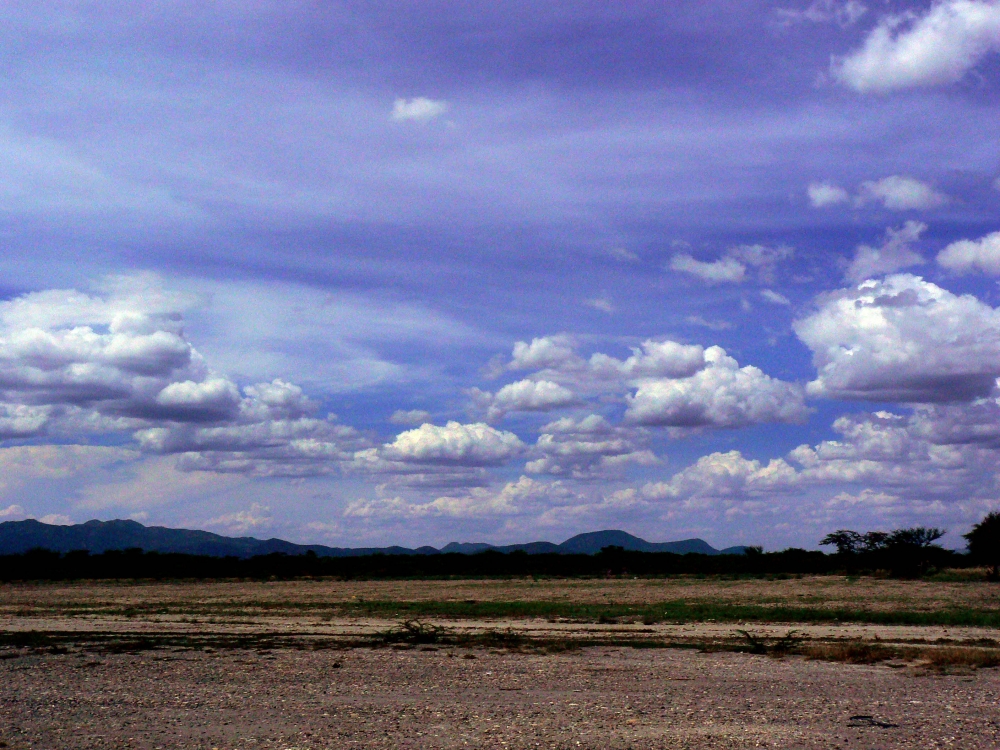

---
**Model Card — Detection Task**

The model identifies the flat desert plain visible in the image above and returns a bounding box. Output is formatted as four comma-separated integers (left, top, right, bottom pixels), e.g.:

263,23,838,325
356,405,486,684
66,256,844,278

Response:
2,575,1000,748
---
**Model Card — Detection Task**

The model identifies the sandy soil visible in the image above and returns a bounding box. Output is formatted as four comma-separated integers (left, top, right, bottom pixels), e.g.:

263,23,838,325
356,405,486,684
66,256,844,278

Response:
4,575,1000,614
1,645,998,749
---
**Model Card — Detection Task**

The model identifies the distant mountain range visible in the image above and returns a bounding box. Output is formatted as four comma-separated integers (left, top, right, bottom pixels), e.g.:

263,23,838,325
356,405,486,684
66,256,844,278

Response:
0,519,747,558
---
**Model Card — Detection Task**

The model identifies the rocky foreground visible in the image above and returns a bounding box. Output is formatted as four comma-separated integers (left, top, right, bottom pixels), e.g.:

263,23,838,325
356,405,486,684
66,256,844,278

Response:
2,644,999,749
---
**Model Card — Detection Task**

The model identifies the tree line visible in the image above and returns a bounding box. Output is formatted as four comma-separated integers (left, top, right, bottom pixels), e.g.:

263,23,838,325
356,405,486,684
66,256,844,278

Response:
0,513,996,582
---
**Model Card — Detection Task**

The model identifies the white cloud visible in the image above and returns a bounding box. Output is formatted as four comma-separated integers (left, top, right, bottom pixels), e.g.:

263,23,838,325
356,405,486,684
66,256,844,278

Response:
0,403,51,439
636,406,1000,532
344,475,572,519
381,421,525,466
937,230,1000,275
669,254,746,283
589,340,707,380
684,315,733,331
0,275,234,423
38,513,72,525
389,409,432,426
857,175,948,210
643,450,798,503
499,337,804,432
0,277,383,478
0,504,25,520
625,346,809,428
486,379,578,420
794,273,1000,402
154,378,242,421
761,289,791,305
134,379,368,477
526,414,657,479
777,0,868,27
833,0,1000,93
808,181,851,207
391,97,449,122
583,297,615,314
508,335,581,372
845,220,926,283
204,503,272,535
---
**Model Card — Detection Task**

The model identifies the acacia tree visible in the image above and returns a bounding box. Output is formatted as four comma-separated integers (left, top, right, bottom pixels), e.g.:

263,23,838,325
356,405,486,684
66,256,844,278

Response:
819,530,863,555
820,528,942,554
964,512,1000,581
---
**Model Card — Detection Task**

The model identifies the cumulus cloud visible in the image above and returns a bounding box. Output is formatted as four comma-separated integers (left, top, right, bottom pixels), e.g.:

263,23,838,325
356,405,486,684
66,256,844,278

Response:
483,379,578,420
808,181,851,207
0,276,235,424
638,406,1000,529
589,340,707,380
389,409,432,425
625,346,809,428
642,450,797,503
508,335,581,372
795,273,1000,402
669,254,746,283
845,221,926,283
0,278,375,478
134,378,368,477
499,337,805,432
526,414,657,479
833,0,1000,93
391,97,449,122
38,513,72,525
381,421,524,466
937,230,1000,275
856,176,948,210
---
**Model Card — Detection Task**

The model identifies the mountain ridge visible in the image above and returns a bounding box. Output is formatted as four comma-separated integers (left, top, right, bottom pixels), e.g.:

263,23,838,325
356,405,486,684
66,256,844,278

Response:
0,519,747,557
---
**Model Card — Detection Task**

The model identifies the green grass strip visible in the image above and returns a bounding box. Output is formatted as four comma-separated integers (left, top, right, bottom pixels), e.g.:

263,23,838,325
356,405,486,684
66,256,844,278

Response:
336,599,1000,627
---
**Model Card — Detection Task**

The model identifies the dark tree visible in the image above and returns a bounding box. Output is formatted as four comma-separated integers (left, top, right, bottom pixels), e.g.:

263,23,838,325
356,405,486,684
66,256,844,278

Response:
964,512,1000,580
860,531,890,552
885,527,946,549
819,530,863,555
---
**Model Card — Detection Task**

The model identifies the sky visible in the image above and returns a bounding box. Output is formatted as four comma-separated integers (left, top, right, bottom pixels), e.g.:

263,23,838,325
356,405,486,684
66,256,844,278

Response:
1,1,1000,550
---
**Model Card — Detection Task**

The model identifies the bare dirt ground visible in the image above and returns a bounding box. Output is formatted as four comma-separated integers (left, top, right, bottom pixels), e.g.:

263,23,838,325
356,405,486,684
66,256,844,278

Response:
2,645,999,749
4,575,999,614
2,577,999,748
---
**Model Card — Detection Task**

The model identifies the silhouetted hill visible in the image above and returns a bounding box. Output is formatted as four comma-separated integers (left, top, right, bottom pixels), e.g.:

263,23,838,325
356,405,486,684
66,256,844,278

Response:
0,519,745,558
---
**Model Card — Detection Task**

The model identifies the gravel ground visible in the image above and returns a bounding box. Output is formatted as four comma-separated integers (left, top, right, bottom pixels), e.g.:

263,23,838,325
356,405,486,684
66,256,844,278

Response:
1,645,998,749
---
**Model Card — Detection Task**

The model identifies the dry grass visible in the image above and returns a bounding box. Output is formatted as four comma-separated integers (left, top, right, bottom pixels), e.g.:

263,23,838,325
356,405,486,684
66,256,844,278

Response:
2,573,999,616
803,641,1000,670
803,641,897,664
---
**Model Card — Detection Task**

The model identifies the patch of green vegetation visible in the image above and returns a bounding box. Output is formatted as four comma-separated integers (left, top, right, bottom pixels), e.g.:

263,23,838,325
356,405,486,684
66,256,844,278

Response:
336,599,1000,627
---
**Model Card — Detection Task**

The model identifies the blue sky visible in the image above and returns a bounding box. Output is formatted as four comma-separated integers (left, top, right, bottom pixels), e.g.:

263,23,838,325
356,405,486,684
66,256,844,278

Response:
2,0,1000,549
